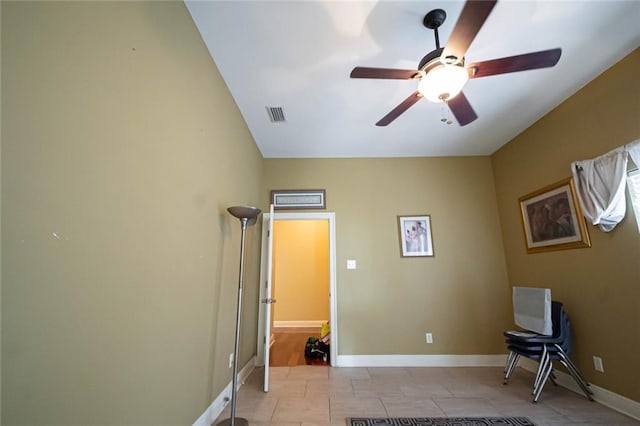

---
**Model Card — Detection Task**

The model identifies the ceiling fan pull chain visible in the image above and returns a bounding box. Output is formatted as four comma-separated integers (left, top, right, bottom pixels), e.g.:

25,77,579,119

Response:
440,101,453,125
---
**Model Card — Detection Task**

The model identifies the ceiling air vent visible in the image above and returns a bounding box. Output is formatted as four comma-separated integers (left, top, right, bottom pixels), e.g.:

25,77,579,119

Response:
266,106,286,123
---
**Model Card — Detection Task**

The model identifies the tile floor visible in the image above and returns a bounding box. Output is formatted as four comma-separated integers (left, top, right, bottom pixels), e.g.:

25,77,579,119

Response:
214,366,638,426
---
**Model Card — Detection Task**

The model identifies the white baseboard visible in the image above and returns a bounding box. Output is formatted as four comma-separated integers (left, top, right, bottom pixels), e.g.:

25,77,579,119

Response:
336,354,507,367
192,356,256,426
519,358,640,421
273,320,327,328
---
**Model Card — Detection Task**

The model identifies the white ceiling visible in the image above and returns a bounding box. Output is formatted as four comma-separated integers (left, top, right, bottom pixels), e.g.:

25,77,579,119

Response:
185,1,640,158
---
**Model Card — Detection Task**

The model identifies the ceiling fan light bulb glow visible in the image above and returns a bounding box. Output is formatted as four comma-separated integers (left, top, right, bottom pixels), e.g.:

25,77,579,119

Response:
418,64,469,102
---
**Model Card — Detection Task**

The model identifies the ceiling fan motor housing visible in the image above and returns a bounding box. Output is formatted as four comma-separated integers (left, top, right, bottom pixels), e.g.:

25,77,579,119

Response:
418,48,444,71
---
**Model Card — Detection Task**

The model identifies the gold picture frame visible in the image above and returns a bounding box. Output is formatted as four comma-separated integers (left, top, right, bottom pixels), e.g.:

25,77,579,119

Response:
519,177,591,254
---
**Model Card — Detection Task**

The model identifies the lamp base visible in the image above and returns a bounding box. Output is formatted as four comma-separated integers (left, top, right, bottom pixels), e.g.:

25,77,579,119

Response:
217,417,249,426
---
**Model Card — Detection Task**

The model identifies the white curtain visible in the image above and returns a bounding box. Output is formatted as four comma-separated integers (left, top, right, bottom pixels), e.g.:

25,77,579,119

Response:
627,139,640,168
571,147,628,232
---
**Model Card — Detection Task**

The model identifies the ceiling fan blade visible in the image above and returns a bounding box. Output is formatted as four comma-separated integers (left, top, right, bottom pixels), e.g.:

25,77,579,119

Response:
447,91,477,126
467,48,562,79
351,67,420,80
376,91,423,126
442,0,497,62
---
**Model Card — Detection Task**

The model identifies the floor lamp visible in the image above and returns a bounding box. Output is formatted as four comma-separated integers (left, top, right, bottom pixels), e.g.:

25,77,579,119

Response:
218,206,262,426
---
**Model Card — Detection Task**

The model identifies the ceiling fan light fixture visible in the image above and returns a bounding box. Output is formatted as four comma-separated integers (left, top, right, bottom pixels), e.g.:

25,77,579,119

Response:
418,64,469,103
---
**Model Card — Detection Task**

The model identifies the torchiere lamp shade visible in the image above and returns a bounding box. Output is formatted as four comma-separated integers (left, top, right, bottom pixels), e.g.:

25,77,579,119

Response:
227,206,261,223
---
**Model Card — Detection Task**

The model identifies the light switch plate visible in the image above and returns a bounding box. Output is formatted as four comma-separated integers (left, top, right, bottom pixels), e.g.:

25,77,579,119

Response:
347,260,357,269
593,356,604,372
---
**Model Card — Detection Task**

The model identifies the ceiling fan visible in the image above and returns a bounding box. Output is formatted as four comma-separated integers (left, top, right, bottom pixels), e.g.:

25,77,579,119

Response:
350,0,561,127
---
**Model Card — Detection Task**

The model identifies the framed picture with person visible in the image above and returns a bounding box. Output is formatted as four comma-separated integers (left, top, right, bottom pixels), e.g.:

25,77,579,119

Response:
398,215,434,257
519,177,591,254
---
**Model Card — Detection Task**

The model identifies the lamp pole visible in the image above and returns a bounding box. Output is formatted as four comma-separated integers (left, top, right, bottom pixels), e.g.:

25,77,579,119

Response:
218,206,261,426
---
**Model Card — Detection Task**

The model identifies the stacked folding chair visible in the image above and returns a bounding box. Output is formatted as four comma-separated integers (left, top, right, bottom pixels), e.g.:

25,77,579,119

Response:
503,301,594,402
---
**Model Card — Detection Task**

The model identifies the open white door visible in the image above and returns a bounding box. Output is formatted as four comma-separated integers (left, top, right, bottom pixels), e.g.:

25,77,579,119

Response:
262,204,275,392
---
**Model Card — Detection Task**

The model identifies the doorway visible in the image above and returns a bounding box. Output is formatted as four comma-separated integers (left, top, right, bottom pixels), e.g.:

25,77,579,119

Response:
271,219,329,366
256,212,337,370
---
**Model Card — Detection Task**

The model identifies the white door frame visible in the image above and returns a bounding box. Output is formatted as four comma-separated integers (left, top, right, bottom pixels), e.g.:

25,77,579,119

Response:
256,212,338,368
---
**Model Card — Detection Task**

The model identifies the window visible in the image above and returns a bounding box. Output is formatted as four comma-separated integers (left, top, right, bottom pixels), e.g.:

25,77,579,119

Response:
628,169,640,232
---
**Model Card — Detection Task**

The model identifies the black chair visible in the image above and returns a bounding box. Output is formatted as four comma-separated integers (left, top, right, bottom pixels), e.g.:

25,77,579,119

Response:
504,301,564,388
503,301,593,402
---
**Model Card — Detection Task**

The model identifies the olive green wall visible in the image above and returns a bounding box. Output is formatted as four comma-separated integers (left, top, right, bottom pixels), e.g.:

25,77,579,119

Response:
1,2,263,425
264,157,512,355
492,49,640,401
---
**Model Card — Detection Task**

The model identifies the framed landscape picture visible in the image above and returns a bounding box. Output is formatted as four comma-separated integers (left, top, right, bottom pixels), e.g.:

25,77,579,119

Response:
519,177,591,254
398,215,434,257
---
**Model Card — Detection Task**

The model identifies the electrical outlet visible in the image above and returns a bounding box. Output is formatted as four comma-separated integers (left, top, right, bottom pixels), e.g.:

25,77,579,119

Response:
425,333,433,344
228,353,234,369
593,356,604,373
